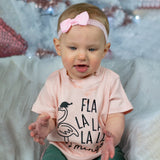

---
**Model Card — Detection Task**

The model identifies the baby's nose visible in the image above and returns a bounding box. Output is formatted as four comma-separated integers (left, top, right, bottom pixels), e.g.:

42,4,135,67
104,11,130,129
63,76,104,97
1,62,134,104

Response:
77,51,87,60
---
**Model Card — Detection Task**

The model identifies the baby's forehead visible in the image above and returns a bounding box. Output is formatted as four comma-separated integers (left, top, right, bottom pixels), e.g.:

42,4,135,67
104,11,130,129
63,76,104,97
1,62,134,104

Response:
62,25,105,44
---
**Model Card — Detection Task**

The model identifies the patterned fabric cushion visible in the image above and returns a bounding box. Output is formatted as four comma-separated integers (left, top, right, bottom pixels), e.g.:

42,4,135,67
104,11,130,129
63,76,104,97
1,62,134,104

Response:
0,18,28,57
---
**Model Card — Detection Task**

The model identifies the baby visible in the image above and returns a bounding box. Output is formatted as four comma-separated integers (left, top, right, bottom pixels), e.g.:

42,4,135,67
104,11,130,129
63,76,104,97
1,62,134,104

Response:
28,3,133,160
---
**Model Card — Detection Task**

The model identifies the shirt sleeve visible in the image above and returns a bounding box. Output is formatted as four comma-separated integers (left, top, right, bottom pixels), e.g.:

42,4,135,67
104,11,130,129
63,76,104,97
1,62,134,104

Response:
108,76,133,114
31,76,57,119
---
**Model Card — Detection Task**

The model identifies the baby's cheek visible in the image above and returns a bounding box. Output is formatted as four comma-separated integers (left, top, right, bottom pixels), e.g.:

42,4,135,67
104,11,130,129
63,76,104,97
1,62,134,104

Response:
91,58,101,69
62,56,74,68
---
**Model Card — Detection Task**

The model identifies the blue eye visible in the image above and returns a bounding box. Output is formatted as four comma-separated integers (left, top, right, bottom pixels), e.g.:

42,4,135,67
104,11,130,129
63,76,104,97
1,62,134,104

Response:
89,48,96,52
69,46,77,50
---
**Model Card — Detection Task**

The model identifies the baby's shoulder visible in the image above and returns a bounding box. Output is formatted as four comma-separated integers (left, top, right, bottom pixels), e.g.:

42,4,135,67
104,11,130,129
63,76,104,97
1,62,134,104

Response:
46,68,64,84
102,67,120,80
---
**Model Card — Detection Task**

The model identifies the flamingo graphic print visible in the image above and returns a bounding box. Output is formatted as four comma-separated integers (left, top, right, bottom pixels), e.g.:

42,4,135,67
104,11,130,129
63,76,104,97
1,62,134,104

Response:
57,102,79,142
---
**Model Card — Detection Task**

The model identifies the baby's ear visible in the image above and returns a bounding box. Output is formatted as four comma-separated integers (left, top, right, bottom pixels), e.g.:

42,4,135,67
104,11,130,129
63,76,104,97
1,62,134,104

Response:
103,43,111,57
53,38,61,56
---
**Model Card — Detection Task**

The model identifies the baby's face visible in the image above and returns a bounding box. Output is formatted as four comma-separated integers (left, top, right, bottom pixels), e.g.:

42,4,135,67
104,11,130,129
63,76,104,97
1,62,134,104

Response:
54,25,110,80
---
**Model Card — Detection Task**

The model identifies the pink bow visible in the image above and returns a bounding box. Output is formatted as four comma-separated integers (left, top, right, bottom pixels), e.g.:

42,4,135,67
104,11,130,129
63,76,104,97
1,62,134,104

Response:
60,11,89,33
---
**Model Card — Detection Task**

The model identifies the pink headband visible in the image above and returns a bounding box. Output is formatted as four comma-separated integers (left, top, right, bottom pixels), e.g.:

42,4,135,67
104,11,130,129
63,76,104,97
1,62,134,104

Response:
58,11,108,42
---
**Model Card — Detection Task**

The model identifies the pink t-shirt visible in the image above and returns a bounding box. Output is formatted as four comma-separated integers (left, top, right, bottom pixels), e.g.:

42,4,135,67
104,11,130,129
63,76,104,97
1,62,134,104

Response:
32,66,133,160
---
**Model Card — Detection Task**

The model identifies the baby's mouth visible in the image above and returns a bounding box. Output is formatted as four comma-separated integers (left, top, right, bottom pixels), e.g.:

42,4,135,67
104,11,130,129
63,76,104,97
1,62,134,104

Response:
74,64,89,73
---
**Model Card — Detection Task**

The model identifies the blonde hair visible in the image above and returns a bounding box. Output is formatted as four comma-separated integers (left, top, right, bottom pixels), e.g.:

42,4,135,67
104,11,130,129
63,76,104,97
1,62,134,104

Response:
57,3,109,35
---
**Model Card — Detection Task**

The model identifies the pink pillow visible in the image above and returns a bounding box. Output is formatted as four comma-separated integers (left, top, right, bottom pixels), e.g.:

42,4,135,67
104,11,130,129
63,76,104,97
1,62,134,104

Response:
0,18,28,57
